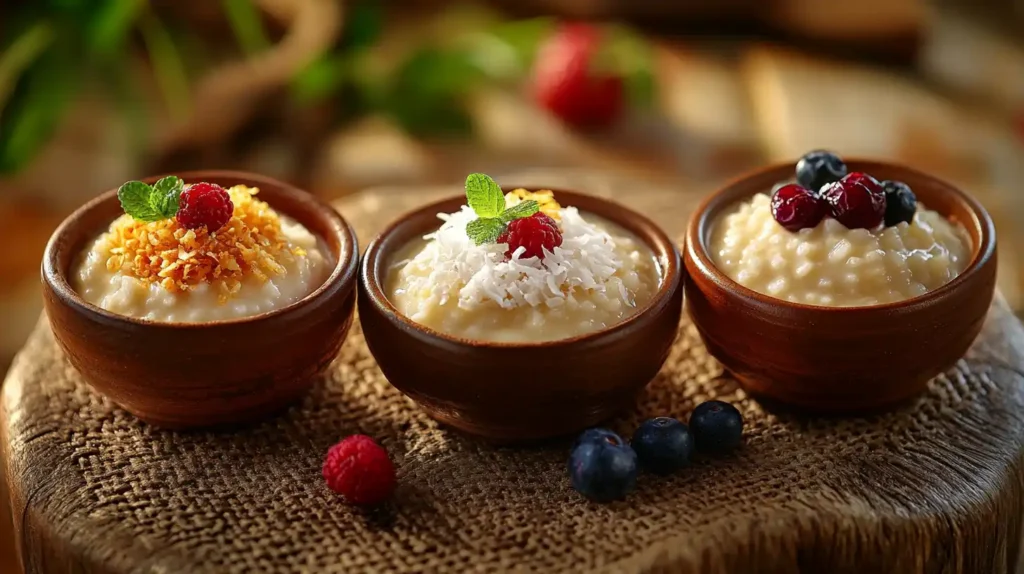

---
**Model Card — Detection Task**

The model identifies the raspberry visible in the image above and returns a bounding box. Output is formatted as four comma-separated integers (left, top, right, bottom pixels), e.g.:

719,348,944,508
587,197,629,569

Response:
176,182,233,231
532,23,624,129
322,435,396,506
498,212,563,259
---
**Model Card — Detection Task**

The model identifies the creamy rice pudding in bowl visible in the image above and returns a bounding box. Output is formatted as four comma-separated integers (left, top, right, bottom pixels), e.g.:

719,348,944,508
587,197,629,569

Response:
359,174,683,441
684,154,997,412
42,171,358,428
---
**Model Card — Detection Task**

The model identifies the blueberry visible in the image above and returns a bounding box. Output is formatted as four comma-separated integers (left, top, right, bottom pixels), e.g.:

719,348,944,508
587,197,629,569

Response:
568,431,637,502
689,401,743,454
572,427,621,450
881,180,917,226
631,417,693,474
796,150,847,193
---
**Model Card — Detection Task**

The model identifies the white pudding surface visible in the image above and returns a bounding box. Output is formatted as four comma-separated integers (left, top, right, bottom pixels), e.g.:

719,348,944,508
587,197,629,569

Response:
710,193,972,307
74,216,328,322
387,204,660,342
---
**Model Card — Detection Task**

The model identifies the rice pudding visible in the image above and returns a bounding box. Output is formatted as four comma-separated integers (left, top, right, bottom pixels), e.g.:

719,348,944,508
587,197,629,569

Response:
74,178,328,322
386,176,660,342
710,151,971,307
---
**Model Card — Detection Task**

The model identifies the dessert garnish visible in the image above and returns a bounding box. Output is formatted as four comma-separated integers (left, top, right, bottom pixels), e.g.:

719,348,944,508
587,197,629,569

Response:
689,400,744,455
322,435,397,506
568,429,638,502
118,177,234,232
795,149,847,192
771,151,917,232
882,180,918,226
462,173,566,260
103,180,305,298
632,417,694,475
770,183,827,232
820,172,886,229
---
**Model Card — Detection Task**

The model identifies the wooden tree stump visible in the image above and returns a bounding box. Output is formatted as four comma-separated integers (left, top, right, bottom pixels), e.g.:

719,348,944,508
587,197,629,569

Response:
4,170,1024,573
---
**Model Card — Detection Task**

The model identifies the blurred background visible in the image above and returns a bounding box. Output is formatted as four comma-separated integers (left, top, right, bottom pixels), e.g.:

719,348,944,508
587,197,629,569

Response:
1,0,1023,570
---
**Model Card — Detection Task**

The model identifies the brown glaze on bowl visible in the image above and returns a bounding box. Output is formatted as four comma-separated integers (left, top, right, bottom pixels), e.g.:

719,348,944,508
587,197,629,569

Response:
42,171,358,428
359,188,683,441
684,160,998,412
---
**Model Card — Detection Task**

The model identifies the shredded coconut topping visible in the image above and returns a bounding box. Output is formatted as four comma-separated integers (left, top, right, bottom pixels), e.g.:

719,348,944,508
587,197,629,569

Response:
100,185,305,301
392,195,630,311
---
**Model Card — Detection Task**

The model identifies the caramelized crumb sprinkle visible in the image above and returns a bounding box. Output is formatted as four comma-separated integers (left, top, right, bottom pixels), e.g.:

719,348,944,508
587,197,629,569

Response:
101,185,304,302
509,188,562,221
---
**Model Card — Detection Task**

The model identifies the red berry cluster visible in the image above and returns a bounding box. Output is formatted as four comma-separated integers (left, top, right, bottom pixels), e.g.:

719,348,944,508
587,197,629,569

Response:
498,212,563,259
771,151,916,232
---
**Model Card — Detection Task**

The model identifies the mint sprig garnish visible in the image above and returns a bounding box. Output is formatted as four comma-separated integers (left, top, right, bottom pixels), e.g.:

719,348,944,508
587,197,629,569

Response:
463,173,539,245
117,176,185,222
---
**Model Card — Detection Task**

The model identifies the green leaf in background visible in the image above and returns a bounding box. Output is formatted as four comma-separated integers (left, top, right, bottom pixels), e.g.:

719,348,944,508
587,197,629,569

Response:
87,0,145,57
138,11,191,122
0,21,55,118
221,0,270,55
472,17,555,80
603,25,657,109
340,0,384,51
291,54,349,104
0,45,78,174
381,46,480,137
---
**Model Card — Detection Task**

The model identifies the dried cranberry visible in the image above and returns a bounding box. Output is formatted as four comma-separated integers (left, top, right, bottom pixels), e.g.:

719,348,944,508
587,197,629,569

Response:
770,184,827,232
820,172,886,229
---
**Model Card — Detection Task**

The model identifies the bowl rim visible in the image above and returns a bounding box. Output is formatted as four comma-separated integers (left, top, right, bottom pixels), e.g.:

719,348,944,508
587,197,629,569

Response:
42,169,359,329
685,158,998,315
360,186,682,349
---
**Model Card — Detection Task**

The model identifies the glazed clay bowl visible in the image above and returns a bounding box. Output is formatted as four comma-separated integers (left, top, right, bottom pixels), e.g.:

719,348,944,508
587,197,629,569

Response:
684,160,997,412
359,188,683,441
42,171,358,428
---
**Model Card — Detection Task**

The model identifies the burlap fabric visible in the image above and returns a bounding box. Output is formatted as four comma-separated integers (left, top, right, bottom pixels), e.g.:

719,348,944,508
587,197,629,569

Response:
4,171,1024,574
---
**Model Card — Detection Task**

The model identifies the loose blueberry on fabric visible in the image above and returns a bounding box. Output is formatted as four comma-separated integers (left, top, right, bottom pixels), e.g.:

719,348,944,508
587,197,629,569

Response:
631,417,693,475
795,150,847,192
689,400,744,455
881,180,917,226
568,429,637,502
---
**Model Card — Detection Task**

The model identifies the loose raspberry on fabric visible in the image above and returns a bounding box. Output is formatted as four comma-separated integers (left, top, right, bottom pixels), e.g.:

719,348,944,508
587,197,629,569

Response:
176,182,234,231
498,212,563,260
322,435,397,506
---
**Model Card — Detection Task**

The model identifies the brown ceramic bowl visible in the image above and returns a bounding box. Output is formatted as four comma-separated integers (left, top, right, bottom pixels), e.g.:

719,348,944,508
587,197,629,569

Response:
684,160,998,412
41,171,358,428
359,188,683,441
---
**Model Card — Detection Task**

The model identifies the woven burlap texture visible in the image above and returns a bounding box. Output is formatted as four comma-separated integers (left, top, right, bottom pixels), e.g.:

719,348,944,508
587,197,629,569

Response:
6,174,1024,573
6,304,1024,573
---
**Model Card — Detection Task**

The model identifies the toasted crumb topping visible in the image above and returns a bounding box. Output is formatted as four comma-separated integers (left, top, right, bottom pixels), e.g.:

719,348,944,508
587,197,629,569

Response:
508,188,562,221
101,185,304,301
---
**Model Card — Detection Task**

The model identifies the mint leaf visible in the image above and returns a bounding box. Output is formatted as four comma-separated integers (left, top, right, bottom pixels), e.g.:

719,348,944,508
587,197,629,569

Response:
117,181,164,222
465,173,505,218
152,176,183,218
499,200,539,223
466,217,505,245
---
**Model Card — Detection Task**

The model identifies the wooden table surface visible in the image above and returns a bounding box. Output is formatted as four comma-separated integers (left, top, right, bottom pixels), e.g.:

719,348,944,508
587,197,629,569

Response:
4,171,1024,573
